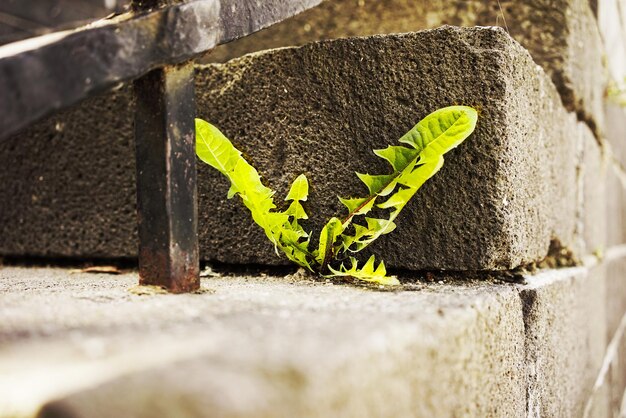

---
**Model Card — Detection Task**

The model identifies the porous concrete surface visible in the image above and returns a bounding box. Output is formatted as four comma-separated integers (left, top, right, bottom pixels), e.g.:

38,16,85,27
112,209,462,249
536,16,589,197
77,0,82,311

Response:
197,27,582,269
0,266,527,418
520,264,607,417
584,247,626,418
605,103,626,168
581,128,607,255
0,90,138,258
0,27,591,270
597,0,626,83
207,0,605,135
605,247,626,340
0,263,619,418
606,163,626,248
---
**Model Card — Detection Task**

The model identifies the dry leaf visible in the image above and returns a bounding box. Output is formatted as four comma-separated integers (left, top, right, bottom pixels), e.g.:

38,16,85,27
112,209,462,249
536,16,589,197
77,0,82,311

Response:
73,266,122,275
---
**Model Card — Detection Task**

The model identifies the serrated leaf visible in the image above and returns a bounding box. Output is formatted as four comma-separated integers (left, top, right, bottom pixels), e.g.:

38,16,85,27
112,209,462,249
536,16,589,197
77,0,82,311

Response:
327,256,399,286
356,173,397,196
338,106,476,255
286,174,309,202
197,106,477,280
196,119,242,175
285,201,308,220
397,157,444,189
373,146,419,172
338,196,376,216
398,106,477,161
195,119,312,270
315,217,345,265
376,187,415,210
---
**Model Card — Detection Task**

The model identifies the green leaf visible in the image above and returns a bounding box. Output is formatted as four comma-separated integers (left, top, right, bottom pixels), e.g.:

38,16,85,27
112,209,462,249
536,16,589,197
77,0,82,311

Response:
327,256,399,286
376,186,415,210
286,174,309,202
285,201,308,220
398,105,477,161
373,146,419,172
338,106,476,254
315,217,345,265
356,173,397,196
195,119,313,271
338,196,376,216
196,105,477,282
196,119,242,175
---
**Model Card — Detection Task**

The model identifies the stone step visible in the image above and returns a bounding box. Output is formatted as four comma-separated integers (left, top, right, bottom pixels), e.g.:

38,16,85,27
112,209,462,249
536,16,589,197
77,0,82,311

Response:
0,261,620,418
0,26,605,271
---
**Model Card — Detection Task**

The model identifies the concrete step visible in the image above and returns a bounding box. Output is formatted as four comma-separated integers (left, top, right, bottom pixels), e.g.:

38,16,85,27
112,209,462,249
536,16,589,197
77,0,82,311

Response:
0,26,606,271
0,258,624,418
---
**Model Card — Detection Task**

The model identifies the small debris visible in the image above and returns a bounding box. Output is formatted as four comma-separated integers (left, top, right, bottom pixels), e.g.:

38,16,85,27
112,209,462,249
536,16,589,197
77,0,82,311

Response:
199,266,220,278
192,287,216,295
70,266,122,275
128,285,169,296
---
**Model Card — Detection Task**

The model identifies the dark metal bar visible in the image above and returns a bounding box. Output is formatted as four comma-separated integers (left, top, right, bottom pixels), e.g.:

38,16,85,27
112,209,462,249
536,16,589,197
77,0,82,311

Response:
134,61,199,293
0,0,322,140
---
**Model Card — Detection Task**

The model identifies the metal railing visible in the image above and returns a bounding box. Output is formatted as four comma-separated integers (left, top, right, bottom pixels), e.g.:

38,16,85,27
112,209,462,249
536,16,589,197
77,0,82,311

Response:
0,0,322,292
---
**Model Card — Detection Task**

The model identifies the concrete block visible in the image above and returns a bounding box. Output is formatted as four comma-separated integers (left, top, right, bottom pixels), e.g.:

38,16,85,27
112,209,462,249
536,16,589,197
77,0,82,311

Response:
585,252,626,418
585,381,611,418
208,0,605,134
597,0,626,83
196,27,582,269
520,265,607,417
607,324,626,417
0,264,612,417
0,266,526,418
581,128,607,256
604,103,626,168
0,90,138,258
606,163,626,247
0,27,586,270
606,250,626,340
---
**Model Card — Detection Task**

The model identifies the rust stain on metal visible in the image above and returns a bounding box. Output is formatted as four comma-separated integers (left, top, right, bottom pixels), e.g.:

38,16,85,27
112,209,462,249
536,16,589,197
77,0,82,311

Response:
134,62,199,293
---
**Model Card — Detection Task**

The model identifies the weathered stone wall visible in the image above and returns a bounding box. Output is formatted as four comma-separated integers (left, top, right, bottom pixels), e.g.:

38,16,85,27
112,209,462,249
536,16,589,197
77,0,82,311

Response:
1,0,626,415
0,263,620,418
207,0,605,135
0,26,600,271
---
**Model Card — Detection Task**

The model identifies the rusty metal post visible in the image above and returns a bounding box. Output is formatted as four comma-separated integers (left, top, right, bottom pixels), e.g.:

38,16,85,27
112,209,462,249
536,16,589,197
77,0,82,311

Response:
133,62,200,293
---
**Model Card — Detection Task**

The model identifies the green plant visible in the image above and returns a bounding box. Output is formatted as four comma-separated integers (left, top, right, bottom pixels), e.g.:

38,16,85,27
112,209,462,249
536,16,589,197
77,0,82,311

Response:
196,106,478,285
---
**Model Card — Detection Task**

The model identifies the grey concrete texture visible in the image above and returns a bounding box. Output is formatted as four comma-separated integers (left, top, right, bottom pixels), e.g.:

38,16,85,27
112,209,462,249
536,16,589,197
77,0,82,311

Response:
587,248,626,418
207,0,606,135
0,90,138,258
581,130,607,256
0,26,592,270
198,27,585,269
0,263,616,418
0,266,527,418
605,248,626,340
520,264,608,417
605,162,626,248
605,102,626,168
597,0,626,83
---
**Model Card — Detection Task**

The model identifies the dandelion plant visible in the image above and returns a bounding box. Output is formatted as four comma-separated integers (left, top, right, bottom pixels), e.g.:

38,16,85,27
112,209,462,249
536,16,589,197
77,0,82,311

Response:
196,106,478,285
